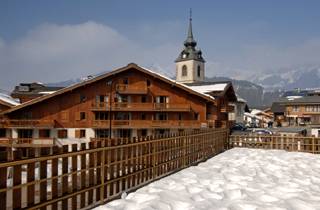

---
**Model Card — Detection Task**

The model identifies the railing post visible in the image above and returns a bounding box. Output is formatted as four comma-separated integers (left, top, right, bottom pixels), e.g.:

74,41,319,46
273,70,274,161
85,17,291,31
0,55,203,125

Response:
183,131,187,167
100,140,106,203
312,137,315,154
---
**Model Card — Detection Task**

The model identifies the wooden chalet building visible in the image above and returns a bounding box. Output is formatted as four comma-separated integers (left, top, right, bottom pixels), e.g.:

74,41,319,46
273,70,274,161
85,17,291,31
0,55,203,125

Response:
11,82,64,103
0,63,236,145
0,14,236,146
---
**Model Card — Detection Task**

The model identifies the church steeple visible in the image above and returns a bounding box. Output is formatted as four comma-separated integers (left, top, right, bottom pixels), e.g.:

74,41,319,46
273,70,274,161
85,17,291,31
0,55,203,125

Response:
175,9,205,84
184,9,197,48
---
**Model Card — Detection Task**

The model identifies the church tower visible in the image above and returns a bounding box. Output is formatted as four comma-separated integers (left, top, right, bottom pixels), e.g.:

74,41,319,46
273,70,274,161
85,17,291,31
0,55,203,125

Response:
175,10,205,83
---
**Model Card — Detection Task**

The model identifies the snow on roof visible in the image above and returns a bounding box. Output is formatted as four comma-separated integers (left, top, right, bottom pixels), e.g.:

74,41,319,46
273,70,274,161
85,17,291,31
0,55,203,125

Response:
38,91,56,95
139,66,215,100
236,94,247,103
188,83,228,94
244,112,262,120
251,109,262,115
0,93,20,106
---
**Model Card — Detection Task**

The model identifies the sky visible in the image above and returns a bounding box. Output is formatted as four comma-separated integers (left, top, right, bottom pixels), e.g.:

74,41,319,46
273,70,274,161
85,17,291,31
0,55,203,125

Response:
1,0,320,91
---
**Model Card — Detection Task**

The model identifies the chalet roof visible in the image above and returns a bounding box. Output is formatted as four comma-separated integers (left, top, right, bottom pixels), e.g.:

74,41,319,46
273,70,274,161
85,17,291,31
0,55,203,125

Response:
186,81,232,93
0,93,20,107
11,82,63,95
236,94,247,103
271,102,285,113
185,81,237,102
188,83,228,94
277,96,320,105
1,63,216,115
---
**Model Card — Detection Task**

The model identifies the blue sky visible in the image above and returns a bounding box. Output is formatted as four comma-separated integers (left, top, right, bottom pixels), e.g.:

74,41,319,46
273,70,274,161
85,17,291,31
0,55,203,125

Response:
1,0,320,90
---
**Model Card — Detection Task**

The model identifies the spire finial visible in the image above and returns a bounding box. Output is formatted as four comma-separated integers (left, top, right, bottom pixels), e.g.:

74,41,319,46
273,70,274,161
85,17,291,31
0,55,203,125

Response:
189,8,192,21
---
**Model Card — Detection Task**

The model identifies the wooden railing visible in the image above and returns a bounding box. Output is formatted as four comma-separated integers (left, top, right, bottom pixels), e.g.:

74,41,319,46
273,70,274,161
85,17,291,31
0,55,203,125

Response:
92,120,205,128
116,84,148,94
0,128,228,210
0,137,56,147
0,119,54,128
229,134,320,154
92,102,192,112
221,105,234,113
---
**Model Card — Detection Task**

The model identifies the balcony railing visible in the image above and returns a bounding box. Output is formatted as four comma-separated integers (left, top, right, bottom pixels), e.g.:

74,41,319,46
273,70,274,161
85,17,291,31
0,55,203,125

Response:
0,119,54,128
0,137,56,147
92,120,205,129
221,105,234,113
116,84,148,94
92,102,192,112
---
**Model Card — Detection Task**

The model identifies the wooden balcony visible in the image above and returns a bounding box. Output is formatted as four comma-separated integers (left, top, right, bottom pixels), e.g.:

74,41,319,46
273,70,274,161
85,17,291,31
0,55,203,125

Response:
0,119,54,128
116,84,148,94
221,105,234,113
0,137,56,147
92,120,205,129
92,102,192,112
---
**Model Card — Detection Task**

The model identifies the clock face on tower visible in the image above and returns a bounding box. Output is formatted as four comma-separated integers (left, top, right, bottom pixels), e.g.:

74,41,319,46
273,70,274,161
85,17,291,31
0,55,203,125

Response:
182,53,187,58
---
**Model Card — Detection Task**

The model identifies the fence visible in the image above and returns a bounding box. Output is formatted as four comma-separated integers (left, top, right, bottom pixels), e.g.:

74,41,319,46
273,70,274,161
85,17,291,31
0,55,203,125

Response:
229,134,320,154
0,128,228,210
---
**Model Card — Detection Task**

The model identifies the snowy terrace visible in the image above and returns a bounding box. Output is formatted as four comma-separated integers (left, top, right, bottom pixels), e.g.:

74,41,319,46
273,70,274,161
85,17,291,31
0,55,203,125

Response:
95,148,320,210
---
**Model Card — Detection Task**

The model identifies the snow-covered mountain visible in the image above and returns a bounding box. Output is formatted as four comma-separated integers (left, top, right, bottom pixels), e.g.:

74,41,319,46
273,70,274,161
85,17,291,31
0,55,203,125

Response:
249,66,320,92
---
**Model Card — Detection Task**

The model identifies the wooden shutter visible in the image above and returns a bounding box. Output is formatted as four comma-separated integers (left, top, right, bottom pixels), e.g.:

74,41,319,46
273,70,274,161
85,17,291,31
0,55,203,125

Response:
60,111,69,121
75,112,81,121
75,130,80,138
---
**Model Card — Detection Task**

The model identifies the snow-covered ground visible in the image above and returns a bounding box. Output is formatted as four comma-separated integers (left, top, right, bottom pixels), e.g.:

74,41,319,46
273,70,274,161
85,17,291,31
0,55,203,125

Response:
95,148,320,210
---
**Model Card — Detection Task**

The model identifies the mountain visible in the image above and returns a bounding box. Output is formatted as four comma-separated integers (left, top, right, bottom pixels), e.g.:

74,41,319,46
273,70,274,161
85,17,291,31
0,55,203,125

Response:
250,66,320,92
205,76,283,108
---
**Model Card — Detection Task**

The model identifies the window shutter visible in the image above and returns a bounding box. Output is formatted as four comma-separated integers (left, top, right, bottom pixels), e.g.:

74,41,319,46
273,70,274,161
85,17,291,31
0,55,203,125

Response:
75,130,80,138
75,112,81,121
61,111,69,121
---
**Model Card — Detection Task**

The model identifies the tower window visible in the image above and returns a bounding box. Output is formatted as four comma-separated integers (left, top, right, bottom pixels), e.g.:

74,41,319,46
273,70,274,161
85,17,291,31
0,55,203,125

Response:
182,65,188,77
197,65,201,77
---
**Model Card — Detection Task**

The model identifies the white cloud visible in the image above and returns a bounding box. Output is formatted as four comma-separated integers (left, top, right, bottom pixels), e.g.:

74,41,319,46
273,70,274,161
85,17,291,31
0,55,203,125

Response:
0,21,179,90
2,20,320,90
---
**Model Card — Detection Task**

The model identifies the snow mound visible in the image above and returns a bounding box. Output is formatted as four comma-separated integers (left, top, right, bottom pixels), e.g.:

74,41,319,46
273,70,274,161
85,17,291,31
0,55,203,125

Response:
95,148,320,210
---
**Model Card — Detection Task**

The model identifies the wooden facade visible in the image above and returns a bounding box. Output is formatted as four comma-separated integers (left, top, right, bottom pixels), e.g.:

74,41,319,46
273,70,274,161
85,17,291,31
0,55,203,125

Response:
0,63,236,146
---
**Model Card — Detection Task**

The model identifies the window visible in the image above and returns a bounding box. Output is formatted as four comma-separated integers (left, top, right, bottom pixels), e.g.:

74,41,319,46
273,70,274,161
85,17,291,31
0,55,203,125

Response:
141,96,147,103
0,129,6,138
156,113,168,120
80,130,86,138
182,65,187,77
18,129,33,138
155,96,168,103
293,106,299,112
80,112,86,120
141,113,146,120
58,129,68,138
178,113,182,120
95,129,109,138
123,78,129,85
116,112,131,120
139,129,148,137
80,93,86,102
197,65,201,77
39,129,50,138
147,80,151,87
194,113,199,120
95,112,109,120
